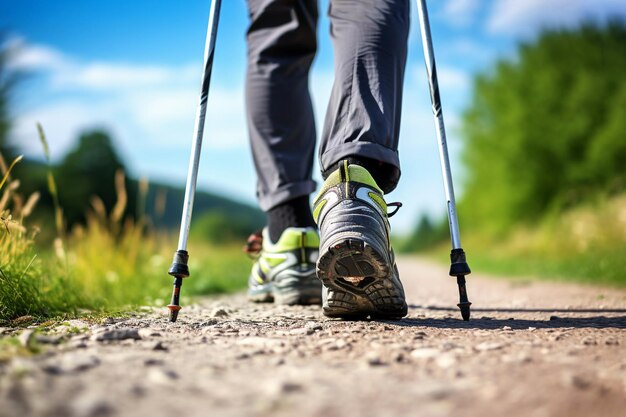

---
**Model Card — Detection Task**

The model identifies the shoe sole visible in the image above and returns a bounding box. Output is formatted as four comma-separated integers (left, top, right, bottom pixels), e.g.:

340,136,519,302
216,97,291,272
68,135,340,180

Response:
317,237,407,320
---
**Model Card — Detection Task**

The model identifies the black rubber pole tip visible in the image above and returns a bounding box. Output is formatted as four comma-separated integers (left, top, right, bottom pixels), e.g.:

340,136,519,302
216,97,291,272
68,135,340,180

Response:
458,301,471,321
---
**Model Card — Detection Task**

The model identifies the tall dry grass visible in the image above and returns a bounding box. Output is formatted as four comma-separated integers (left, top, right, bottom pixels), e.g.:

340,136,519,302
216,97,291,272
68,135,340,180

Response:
0,126,249,323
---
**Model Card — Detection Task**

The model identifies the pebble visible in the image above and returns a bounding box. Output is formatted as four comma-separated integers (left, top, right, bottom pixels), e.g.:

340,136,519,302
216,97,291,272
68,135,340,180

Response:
435,354,457,369
410,347,440,359
605,337,619,346
18,330,35,348
152,341,168,351
92,328,141,342
35,334,62,345
289,328,314,336
502,326,512,331
42,355,100,374
305,322,323,332
236,337,283,349
581,337,597,346
65,319,90,330
138,329,162,338
475,342,505,352
144,358,164,366
366,352,385,366
147,368,179,384
211,308,229,318
564,374,592,390
549,315,560,321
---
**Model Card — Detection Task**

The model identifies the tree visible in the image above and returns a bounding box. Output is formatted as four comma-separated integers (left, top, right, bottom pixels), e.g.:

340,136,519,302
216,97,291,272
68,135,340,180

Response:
460,23,626,233
0,39,19,159
56,130,129,226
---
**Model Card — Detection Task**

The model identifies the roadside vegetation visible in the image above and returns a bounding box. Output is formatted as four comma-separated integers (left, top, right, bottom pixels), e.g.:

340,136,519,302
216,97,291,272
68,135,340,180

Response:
402,23,626,287
0,137,252,323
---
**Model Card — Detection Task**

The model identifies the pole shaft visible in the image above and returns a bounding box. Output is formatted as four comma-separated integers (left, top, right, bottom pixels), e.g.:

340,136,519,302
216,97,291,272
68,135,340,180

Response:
176,0,222,251
416,0,462,250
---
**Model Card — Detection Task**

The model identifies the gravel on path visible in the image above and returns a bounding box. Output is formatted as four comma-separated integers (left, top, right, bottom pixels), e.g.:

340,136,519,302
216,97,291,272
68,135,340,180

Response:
1,257,625,417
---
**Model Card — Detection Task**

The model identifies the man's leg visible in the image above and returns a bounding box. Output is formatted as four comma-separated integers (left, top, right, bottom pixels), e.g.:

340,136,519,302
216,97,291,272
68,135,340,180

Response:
313,0,410,318
245,0,321,305
319,0,409,193
246,0,319,243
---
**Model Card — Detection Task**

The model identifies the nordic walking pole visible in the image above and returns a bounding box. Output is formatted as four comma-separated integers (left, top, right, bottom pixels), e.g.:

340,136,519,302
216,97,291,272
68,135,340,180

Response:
416,0,472,320
167,0,222,323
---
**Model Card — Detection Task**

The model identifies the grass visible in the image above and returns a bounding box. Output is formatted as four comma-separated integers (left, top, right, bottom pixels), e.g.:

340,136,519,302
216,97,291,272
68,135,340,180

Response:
422,194,626,287
0,127,250,324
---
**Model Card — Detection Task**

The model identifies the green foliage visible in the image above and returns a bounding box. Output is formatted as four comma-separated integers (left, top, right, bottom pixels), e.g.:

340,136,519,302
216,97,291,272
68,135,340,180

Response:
56,130,130,227
461,22,626,233
190,211,261,244
400,214,449,252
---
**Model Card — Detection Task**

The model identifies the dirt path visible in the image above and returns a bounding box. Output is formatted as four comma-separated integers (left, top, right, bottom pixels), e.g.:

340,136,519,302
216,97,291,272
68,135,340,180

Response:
1,257,625,417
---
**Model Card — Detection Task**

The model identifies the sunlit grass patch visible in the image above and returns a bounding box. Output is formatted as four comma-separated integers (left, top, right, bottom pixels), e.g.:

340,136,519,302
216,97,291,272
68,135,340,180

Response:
0,126,251,323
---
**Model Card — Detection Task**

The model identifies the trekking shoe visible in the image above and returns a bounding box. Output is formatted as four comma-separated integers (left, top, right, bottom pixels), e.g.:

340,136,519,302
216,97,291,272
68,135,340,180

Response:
245,227,322,305
313,161,408,319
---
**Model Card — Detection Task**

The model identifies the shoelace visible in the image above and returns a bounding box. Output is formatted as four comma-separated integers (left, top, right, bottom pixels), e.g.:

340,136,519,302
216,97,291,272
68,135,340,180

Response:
387,202,402,218
243,229,263,259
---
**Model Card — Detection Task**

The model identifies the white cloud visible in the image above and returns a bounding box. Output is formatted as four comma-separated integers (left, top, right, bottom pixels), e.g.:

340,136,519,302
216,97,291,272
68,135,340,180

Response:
4,37,68,72
441,0,481,27
437,66,470,92
8,39,248,154
488,0,626,36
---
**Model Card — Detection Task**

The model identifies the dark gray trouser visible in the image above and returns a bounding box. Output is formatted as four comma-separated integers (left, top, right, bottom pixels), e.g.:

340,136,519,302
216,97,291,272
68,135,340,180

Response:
246,0,409,211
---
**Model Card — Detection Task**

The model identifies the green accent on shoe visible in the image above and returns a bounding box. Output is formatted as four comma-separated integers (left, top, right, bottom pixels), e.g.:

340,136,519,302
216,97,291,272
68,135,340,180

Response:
247,227,322,306
368,191,387,214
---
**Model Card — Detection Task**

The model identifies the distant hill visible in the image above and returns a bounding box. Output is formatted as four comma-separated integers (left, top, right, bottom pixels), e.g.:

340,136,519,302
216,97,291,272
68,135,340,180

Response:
13,158,264,239
134,179,264,231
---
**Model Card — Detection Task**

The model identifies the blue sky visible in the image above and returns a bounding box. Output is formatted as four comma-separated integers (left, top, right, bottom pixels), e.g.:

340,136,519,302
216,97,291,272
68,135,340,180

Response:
3,0,626,233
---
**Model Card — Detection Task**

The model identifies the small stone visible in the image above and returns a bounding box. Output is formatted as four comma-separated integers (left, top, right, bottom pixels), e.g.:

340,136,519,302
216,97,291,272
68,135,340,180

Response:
18,330,35,348
144,358,164,366
581,337,597,346
236,337,283,349
35,334,62,345
549,315,560,321
305,322,323,332
138,329,162,338
280,382,303,393
152,341,168,351
435,354,457,369
565,374,592,390
211,308,229,318
527,327,537,331
42,355,100,374
605,337,619,346
475,342,505,351
410,348,439,359
92,328,141,342
334,339,349,349
366,352,385,366
65,319,90,330
271,357,285,366
501,326,512,331
289,328,314,336
147,368,179,384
